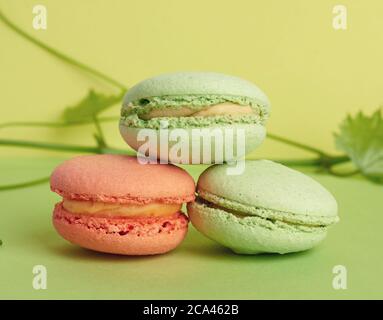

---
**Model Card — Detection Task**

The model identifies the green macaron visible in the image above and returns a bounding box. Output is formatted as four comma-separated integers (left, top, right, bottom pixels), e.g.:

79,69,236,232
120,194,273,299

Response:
187,160,339,254
119,72,270,164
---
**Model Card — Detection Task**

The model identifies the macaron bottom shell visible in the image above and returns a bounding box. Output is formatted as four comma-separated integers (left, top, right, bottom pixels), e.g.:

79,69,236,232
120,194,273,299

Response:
53,203,189,255
119,124,265,164
187,201,328,255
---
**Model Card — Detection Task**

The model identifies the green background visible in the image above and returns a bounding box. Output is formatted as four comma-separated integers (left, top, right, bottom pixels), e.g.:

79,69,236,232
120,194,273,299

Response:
1,0,383,299
0,158,382,299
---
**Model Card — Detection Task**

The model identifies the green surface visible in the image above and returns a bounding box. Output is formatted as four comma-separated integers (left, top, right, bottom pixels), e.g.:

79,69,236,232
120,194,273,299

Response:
0,157,382,299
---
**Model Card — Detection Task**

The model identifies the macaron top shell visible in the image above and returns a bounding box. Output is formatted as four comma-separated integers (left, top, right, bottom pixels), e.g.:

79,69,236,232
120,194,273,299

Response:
50,155,195,204
197,160,338,220
123,72,270,108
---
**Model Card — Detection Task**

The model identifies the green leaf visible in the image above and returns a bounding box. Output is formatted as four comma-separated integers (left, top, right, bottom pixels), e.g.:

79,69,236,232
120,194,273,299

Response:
62,90,124,122
335,108,383,183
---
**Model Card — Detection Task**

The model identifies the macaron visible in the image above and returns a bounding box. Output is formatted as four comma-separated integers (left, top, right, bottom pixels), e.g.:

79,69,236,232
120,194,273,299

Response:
187,160,339,254
119,72,270,164
50,155,195,255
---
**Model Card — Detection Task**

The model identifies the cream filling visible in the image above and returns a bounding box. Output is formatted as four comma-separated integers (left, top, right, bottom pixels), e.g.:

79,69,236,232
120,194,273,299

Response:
138,103,255,120
62,199,182,217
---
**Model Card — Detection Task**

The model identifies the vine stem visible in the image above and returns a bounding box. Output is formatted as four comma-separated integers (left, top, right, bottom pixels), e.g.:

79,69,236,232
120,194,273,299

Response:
0,136,350,191
267,133,327,156
0,154,351,192
0,137,349,167
0,176,50,191
0,139,99,153
0,138,130,155
0,117,119,129
273,155,350,167
327,168,360,177
0,10,127,91
273,158,322,166
93,116,107,147
0,118,350,164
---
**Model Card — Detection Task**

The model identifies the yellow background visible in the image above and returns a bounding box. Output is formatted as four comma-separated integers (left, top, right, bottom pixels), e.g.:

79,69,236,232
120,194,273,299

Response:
1,0,382,159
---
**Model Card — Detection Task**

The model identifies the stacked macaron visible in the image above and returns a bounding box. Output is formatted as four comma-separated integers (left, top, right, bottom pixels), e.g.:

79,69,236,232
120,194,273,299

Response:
120,72,270,163
51,71,339,255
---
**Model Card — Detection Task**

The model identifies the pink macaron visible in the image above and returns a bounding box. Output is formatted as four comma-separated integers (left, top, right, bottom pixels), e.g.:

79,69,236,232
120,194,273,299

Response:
50,155,195,255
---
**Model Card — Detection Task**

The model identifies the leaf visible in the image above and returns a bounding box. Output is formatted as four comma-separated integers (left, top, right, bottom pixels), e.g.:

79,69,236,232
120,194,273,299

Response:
62,90,124,122
335,108,383,183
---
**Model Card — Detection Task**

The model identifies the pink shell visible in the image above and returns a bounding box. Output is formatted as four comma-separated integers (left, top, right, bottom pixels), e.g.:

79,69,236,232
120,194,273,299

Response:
50,154,195,204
